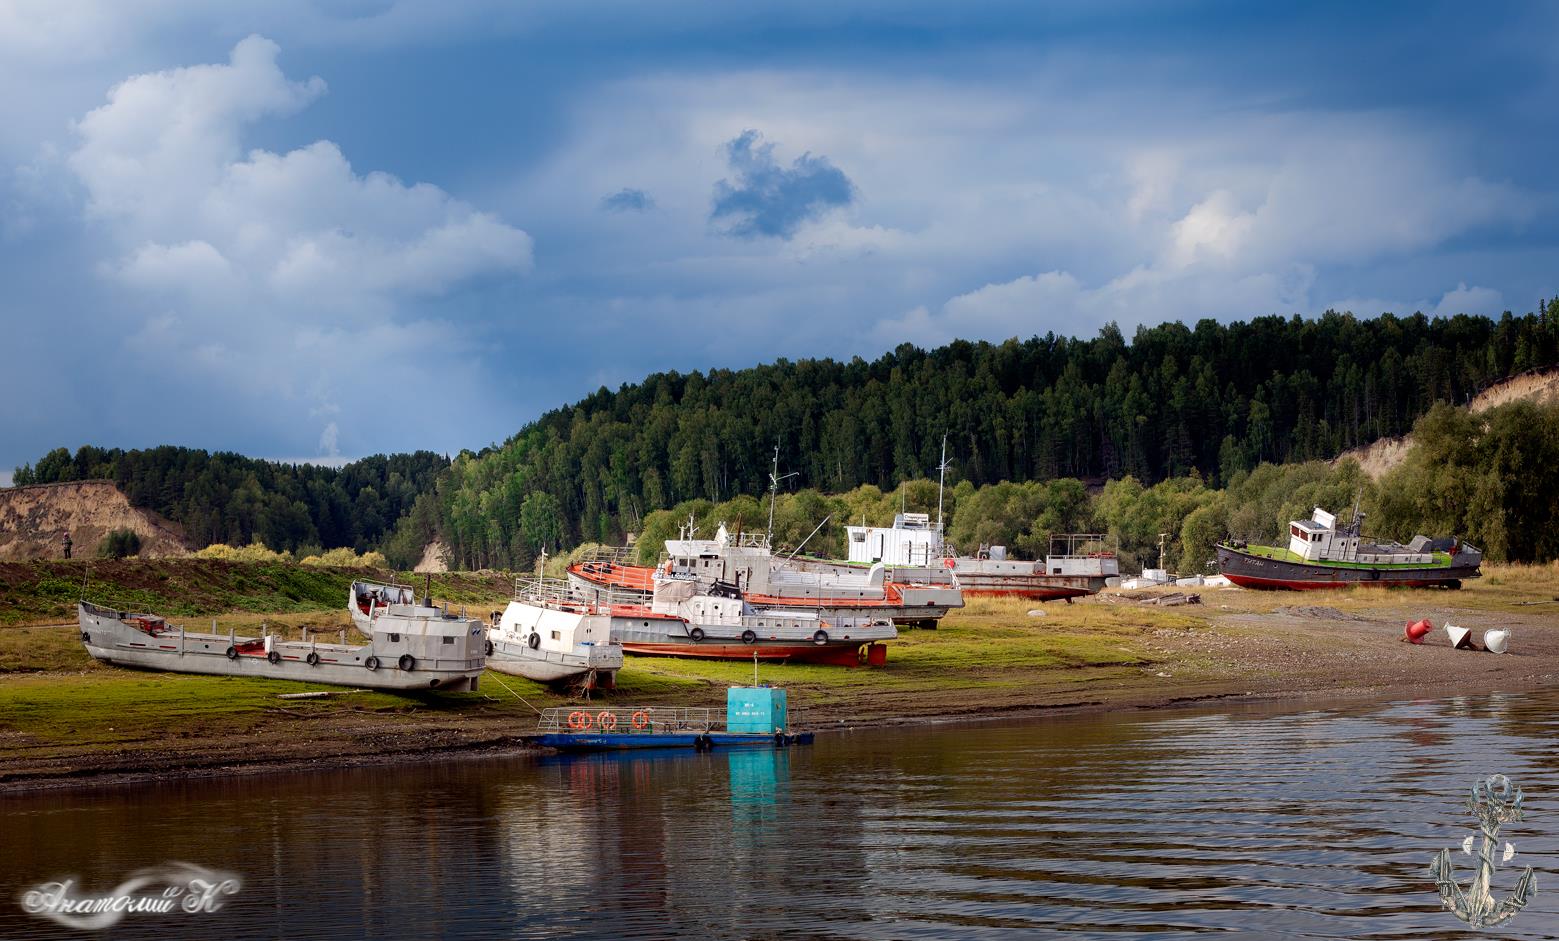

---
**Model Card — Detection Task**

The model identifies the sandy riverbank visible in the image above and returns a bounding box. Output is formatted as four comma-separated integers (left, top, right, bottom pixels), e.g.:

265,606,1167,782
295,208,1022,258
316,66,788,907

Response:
2,564,1557,792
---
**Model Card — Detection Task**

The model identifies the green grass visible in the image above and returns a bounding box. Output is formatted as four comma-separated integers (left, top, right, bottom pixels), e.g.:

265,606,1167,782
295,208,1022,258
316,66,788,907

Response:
0,670,416,745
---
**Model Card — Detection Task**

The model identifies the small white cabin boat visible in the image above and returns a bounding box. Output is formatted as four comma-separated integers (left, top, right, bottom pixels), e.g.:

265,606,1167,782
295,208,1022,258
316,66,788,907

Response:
78,600,485,691
490,578,624,689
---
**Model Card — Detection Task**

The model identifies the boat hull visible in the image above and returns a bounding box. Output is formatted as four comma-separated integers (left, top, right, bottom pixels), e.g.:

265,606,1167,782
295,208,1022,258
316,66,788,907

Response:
1215,545,1482,591
789,557,1106,601
610,610,894,666
486,634,621,686
951,579,1098,600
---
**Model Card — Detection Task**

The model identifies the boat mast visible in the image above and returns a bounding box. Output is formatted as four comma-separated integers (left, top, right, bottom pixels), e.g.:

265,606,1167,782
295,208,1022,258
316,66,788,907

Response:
766,443,797,547
936,434,950,536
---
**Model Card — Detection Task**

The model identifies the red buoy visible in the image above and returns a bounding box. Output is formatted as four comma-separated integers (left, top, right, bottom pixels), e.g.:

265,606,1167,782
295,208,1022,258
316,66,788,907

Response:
1404,619,1432,643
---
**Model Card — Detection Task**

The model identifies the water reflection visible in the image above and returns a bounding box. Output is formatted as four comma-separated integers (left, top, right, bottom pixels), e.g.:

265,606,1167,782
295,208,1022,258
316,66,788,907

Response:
2,692,1557,939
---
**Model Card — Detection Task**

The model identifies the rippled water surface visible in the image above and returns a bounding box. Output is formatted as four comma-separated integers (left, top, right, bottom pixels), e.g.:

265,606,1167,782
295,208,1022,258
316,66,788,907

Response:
4,691,1559,939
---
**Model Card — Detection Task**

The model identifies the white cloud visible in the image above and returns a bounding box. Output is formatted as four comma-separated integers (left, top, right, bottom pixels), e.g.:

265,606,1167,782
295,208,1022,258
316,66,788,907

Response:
58,35,532,457
1323,282,1506,319
1434,282,1505,316
1167,190,1254,266
71,36,325,231
874,263,1316,348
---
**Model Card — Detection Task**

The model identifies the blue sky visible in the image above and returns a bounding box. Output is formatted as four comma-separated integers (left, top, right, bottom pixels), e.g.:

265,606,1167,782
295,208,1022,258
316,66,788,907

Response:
1,1,1555,483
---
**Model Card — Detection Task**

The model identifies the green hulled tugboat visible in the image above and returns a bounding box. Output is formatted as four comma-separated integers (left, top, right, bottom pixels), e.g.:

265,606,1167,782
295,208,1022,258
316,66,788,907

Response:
1217,507,1481,590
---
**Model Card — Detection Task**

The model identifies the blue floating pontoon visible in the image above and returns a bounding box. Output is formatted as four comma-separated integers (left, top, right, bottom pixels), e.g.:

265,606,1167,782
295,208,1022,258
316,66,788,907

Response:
525,686,813,751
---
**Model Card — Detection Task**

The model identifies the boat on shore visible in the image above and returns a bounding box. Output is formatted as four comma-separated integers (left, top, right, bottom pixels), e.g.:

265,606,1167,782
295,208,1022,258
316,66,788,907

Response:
525,685,812,751
788,442,1116,600
569,522,962,626
1216,507,1482,590
550,571,896,665
489,579,624,689
78,600,486,691
617,570,896,665
796,514,1118,601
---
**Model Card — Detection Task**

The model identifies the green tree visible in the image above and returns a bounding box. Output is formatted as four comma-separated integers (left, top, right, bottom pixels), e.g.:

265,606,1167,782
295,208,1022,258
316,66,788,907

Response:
96,528,142,559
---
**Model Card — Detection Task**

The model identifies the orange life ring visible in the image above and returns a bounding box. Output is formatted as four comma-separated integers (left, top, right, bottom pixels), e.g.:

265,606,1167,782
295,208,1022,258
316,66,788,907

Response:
567,710,588,729
631,711,649,730
597,710,618,731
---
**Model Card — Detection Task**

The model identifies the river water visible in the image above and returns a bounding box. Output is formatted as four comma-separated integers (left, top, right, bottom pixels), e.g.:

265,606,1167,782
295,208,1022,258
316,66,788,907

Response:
3,690,1558,940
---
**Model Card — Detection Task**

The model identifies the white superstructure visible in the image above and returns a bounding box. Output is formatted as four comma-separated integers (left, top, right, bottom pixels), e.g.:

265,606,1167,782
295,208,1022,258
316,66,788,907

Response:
1286,507,1435,565
491,578,624,687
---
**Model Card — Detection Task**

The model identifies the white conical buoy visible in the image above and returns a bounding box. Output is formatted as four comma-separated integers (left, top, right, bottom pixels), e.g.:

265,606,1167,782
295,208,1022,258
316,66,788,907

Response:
1446,624,1475,650
1485,628,1510,654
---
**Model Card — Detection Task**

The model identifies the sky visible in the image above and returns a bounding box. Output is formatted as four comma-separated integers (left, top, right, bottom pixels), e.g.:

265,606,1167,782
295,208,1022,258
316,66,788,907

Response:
2,1,1556,484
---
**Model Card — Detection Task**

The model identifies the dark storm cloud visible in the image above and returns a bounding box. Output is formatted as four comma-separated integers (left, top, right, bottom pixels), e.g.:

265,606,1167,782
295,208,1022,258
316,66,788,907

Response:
710,130,855,239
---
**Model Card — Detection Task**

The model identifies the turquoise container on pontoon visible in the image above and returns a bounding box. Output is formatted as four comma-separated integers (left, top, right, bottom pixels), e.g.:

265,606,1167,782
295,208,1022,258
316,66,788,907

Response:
726,686,788,733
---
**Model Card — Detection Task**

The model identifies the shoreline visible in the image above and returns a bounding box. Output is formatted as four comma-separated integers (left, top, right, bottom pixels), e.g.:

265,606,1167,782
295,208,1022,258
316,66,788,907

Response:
5,662,1557,796
4,567,1559,793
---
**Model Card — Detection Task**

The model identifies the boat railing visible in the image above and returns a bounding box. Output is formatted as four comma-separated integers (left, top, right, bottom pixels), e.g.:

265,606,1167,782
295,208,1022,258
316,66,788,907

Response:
80,599,128,620
1048,533,1117,558
535,706,718,734
571,545,641,567
514,576,641,612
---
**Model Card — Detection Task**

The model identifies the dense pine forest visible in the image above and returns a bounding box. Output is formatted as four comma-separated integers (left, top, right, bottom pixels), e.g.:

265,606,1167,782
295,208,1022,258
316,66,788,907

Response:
15,304,1559,567
414,306,1559,569
11,446,447,554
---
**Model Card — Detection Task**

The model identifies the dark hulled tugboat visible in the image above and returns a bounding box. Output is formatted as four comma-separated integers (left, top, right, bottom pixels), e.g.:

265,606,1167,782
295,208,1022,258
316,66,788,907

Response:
1217,506,1481,590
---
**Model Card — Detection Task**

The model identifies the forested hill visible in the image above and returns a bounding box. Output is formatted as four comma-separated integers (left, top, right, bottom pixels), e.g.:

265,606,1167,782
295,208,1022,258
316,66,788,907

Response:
10,446,447,554
415,305,1559,569
15,305,1559,567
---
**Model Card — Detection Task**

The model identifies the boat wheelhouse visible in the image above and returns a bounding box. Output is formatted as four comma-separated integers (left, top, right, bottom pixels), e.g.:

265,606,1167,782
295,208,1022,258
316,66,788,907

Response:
349,579,416,634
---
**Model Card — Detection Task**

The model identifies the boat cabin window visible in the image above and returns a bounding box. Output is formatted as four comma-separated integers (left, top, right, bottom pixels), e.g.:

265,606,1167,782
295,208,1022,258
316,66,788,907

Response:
851,532,865,543
442,636,455,645
388,633,401,643
551,630,561,640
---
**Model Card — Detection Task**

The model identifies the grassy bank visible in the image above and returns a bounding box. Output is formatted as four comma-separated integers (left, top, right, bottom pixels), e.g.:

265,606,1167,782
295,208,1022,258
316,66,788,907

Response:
0,559,516,626
2,562,1558,788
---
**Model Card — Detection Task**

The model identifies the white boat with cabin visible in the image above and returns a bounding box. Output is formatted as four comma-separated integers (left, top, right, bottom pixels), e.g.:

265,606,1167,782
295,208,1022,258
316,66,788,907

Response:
490,578,624,688
818,513,1118,600
78,600,485,691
